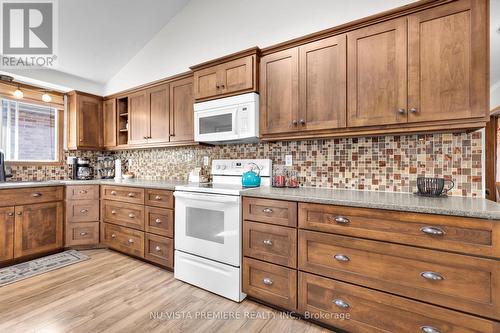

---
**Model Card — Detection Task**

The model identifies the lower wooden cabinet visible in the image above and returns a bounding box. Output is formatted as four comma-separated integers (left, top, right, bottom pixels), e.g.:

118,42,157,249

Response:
0,207,15,261
101,200,145,230
14,202,64,258
101,222,145,258
145,233,173,268
243,257,297,311
66,222,99,246
298,272,500,333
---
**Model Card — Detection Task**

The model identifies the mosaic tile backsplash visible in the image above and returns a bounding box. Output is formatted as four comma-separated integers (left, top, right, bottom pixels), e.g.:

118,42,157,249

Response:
6,131,484,197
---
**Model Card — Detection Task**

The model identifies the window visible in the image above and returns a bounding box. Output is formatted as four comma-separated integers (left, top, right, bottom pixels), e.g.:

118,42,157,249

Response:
0,98,59,162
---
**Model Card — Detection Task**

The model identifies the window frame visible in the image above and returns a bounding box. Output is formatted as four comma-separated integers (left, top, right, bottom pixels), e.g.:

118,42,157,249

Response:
1,96,64,166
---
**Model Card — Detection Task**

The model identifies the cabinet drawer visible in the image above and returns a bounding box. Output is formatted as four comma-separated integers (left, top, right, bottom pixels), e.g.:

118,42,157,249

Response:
243,221,297,268
299,272,500,333
145,233,173,268
101,223,144,258
243,197,297,227
243,257,297,311
65,185,99,201
145,189,173,209
101,200,145,231
298,230,500,319
0,186,63,206
101,185,144,204
145,207,173,237
299,203,500,258
66,200,99,222
65,222,99,246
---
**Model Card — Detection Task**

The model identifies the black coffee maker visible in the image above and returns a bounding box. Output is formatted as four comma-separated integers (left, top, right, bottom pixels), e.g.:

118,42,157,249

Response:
0,151,12,182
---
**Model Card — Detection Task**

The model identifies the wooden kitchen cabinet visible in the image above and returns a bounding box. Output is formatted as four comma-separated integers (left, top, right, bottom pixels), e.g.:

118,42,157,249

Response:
148,84,170,144
169,76,194,142
128,90,149,145
347,18,407,127
0,207,15,261
102,98,117,148
191,48,259,101
67,91,103,150
14,201,63,258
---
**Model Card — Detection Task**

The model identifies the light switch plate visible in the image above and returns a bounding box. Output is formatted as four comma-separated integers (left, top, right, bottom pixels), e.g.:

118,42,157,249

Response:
203,156,209,166
66,156,76,165
285,155,293,166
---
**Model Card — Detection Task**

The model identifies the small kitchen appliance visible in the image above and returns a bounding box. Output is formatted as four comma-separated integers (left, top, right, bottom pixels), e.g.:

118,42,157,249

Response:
75,158,93,180
416,177,454,197
174,159,272,302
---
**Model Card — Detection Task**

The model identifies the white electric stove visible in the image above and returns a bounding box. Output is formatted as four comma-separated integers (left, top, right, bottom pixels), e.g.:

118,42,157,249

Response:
173,159,272,302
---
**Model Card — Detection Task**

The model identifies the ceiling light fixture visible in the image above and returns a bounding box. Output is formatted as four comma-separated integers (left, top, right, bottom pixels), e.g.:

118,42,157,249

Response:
13,86,23,99
42,92,52,103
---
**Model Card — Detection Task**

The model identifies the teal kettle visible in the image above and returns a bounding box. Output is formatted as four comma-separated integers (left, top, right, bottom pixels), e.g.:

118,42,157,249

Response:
242,163,261,188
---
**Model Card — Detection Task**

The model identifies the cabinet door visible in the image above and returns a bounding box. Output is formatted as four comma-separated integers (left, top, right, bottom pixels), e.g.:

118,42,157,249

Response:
219,56,254,96
347,18,407,127
408,0,487,123
299,35,347,131
170,76,194,142
148,84,170,144
0,207,15,261
78,94,102,148
260,48,299,135
14,202,63,258
128,90,149,145
193,66,220,100
103,99,117,148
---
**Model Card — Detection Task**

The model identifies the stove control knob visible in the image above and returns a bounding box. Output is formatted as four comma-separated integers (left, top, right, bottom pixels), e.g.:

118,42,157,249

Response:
215,165,221,170
221,165,227,170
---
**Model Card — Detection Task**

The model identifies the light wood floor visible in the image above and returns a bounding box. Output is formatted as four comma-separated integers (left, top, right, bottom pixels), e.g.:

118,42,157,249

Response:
0,249,333,333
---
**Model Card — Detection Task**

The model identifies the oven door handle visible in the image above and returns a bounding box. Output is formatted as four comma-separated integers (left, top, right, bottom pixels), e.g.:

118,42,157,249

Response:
173,191,240,203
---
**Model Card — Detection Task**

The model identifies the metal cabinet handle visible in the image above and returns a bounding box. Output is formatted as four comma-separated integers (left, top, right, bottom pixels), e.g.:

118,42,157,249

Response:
128,193,136,197
80,232,88,236
421,271,444,281
80,209,89,214
17,211,22,215
128,213,135,219
154,195,162,200
262,239,273,246
111,210,117,215
128,238,134,244
262,208,273,214
110,191,117,195
292,120,298,126
155,218,162,224
155,246,161,252
262,278,273,286
32,193,42,197
7,212,14,217
221,84,225,88
79,190,88,194
332,299,350,309
398,108,406,114
410,108,418,113
299,119,305,125
420,326,441,333
334,254,350,262
216,84,220,89
420,226,445,236
111,233,116,238
331,216,349,224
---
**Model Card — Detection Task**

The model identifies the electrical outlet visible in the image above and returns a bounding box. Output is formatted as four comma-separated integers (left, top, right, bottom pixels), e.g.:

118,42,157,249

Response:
66,156,76,165
285,155,293,166
203,156,209,166
128,159,133,167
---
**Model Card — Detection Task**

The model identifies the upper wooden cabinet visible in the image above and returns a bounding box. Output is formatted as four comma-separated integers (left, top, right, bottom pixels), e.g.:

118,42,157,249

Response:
191,48,259,101
103,99,117,148
128,90,149,145
147,84,170,144
67,91,103,150
170,76,194,142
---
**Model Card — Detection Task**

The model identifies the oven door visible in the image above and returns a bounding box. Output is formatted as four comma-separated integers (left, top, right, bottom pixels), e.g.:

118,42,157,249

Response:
194,106,238,142
174,191,241,266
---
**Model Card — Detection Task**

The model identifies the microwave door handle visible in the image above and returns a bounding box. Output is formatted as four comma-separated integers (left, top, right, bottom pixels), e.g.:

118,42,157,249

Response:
173,192,239,203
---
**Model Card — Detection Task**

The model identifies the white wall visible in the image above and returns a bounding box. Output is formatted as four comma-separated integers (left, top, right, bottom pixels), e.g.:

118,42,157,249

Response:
104,0,415,95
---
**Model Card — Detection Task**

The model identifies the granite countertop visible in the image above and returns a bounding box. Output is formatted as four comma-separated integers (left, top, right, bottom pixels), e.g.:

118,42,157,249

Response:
0,179,187,191
242,187,500,220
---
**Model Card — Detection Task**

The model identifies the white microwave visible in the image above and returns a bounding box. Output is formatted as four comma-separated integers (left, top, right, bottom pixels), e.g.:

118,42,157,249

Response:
194,93,259,144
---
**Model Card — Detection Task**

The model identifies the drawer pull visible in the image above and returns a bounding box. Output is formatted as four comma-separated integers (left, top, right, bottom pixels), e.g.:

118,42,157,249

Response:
333,299,350,309
80,232,88,236
154,195,162,200
128,213,135,219
262,208,273,214
155,218,162,224
128,238,134,244
111,191,117,195
32,193,42,197
80,209,89,214
155,246,162,252
128,192,136,197
111,233,117,238
111,210,117,215
262,239,273,246
420,326,441,333
262,278,273,286
333,216,350,224
7,212,14,216
420,226,445,236
79,190,88,194
334,254,350,262
421,271,444,281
